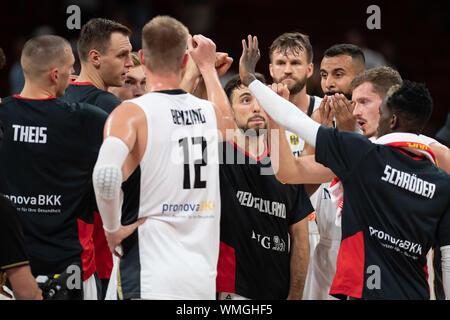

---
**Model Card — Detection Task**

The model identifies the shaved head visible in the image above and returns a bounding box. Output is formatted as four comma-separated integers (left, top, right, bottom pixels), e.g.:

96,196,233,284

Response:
21,35,71,79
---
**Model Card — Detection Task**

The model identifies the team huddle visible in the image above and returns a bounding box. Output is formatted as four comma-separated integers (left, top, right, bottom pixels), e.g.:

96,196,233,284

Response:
0,15,449,301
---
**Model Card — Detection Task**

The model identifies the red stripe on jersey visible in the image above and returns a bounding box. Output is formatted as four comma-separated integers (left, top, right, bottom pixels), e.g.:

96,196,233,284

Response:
216,241,236,293
77,219,96,281
70,81,95,86
93,211,113,279
13,94,56,100
330,231,365,299
228,140,269,162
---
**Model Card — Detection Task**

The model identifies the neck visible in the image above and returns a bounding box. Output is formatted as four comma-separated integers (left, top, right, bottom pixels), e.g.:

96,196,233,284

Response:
289,86,310,114
145,68,183,92
20,80,56,99
77,64,107,91
233,129,266,158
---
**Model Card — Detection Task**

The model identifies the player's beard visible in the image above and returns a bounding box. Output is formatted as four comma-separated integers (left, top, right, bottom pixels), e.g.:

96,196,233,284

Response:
237,116,267,136
273,75,307,95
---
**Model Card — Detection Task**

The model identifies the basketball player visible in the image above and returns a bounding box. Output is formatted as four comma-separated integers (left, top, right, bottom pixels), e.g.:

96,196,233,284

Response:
109,52,146,101
0,120,42,300
268,32,323,263
92,16,234,300
240,35,450,299
0,35,108,299
216,74,312,300
64,18,133,113
64,18,134,298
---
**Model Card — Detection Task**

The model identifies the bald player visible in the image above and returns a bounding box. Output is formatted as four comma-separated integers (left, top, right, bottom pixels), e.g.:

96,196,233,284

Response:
0,35,107,299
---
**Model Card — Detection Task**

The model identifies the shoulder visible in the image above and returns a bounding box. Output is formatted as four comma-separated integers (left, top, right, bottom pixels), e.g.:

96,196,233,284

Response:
94,90,121,111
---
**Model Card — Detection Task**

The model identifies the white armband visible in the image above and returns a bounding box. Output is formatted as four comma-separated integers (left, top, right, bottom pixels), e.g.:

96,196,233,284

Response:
441,245,450,300
248,79,321,147
93,137,130,233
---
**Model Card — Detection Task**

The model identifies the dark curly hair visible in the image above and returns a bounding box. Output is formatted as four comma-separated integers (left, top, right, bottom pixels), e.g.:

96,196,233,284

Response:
386,80,433,132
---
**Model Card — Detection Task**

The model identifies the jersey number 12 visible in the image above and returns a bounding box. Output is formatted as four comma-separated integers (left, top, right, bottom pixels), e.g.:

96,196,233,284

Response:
179,136,207,189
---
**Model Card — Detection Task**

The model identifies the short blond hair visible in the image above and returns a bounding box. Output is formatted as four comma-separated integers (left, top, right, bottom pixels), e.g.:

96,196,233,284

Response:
21,35,70,79
130,51,141,67
141,16,189,73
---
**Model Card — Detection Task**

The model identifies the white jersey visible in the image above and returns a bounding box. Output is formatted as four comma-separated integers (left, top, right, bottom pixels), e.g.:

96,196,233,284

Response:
284,95,322,256
116,90,221,300
303,182,340,299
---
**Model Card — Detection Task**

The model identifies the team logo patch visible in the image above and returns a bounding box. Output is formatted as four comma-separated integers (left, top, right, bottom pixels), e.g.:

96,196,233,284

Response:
290,135,299,145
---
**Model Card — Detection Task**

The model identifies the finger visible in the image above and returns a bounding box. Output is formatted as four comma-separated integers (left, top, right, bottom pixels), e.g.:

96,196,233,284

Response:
340,94,352,113
241,39,247,56
133,217,147,229
187,34,194,52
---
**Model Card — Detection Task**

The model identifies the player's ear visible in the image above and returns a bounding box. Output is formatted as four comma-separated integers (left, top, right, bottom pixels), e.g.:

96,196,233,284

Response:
49,67,58,83
269,63,274,78
180,52,189,69
390,113,399,130
88,49,101,68
138,49,145,66
306,62,314,79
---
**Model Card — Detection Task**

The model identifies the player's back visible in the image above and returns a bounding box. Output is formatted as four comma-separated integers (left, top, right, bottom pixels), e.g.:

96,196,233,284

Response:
117,89,221,300
0,95,107,278
337,136,449,299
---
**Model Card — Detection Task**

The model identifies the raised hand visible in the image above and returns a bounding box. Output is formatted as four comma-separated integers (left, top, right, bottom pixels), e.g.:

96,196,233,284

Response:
187,34,217,73
239,35,260,86
269,82,290,101
329,93,356,132
215,52,233,77
314,95,334,127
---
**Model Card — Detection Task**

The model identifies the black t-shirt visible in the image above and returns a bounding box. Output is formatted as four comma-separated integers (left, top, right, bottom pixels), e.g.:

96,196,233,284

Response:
64,82,121,114
0,194,29,272
315,126,450,300
0,95,107,278
216,141,313,299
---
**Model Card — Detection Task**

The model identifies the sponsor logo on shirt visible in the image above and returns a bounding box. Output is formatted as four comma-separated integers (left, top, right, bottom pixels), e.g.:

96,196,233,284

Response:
161,200,216,218
381,164,436,199
236,190,286,219
369,226,422,258
251,230,286,252
4,194,62,214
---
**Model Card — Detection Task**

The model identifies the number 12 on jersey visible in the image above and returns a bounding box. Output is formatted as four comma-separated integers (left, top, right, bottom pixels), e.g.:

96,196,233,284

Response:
178,136,207,189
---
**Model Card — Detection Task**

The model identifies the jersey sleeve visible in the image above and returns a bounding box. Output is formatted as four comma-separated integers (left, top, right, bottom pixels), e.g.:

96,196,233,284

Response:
315,126,376,181
94,92,122,114
0,195,29,272
288,185,314,225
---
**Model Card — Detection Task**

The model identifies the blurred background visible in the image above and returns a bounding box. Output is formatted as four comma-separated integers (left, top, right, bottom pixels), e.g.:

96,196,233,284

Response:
0,0,449,138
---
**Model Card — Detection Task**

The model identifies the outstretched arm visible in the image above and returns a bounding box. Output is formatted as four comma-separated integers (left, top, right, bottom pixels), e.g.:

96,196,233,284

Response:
266,84,334,184
240,35,321,148
188,35,235,139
